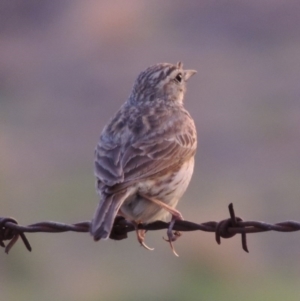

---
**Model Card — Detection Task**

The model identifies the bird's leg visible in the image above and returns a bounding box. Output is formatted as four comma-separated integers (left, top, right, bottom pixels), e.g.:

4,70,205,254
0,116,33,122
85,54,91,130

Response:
133,221,154,251
139,194,183,256
117,210,154,251
164,214,183,257
137,228,154,251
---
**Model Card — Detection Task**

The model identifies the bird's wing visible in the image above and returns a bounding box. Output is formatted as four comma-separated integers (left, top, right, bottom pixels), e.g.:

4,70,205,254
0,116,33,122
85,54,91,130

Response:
94,139,124,186
95,113,197,192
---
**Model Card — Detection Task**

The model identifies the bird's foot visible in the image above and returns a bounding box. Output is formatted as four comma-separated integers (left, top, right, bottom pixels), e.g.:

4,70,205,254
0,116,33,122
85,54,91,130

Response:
163,214,184,257
136,228,154,251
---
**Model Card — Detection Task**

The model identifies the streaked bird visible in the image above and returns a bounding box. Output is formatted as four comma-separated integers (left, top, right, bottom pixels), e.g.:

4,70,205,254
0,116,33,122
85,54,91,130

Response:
90,62,197,255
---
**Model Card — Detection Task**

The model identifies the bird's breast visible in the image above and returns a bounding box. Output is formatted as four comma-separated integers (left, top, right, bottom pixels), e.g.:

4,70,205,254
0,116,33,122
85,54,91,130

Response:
120,157,195,223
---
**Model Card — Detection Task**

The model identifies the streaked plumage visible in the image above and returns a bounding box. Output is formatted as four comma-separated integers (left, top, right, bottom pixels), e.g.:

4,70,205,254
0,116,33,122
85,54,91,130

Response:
90,62,197,252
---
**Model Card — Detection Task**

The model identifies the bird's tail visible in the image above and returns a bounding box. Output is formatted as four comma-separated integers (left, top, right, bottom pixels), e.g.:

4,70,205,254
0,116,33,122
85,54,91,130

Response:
90,191,127,241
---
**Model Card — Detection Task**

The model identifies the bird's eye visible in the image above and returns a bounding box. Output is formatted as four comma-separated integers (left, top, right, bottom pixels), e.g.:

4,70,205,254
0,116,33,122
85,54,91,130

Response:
175,73,182,83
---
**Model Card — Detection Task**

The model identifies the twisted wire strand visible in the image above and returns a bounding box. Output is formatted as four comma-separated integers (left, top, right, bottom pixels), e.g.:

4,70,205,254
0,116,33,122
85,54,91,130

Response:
1,203,300,254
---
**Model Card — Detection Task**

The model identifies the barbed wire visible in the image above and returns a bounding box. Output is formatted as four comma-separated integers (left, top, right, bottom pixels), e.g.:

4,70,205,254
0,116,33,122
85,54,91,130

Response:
1,203,300,254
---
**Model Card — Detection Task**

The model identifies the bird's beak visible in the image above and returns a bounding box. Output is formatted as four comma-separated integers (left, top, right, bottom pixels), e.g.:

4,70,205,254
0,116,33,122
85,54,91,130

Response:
184,70,197,81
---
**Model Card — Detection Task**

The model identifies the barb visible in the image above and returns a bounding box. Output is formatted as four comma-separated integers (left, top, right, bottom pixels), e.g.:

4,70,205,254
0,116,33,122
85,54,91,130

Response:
1,203,300,254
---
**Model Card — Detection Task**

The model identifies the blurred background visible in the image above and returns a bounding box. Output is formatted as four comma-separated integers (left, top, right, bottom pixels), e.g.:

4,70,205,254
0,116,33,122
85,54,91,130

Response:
1,1,300,300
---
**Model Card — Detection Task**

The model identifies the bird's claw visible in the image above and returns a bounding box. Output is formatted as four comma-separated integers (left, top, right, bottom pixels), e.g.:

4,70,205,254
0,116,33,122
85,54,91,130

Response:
139,240,154,251
136,229,154,251
163,231,181,257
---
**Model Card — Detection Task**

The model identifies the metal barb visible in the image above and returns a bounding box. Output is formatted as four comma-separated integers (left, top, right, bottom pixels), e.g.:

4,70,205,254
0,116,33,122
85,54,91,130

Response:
215,204,249,253
228,203,249,253
0,218,32,254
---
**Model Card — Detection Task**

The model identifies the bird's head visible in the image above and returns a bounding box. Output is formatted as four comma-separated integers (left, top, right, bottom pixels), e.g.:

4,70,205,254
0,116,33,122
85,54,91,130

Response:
131,62,196,105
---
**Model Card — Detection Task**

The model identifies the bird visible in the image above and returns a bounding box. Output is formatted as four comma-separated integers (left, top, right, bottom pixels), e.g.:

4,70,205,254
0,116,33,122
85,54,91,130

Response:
90,62,197,255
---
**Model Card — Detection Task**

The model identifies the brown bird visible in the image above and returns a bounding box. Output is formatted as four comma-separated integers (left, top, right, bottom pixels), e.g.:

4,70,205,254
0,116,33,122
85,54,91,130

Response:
90,62,197,255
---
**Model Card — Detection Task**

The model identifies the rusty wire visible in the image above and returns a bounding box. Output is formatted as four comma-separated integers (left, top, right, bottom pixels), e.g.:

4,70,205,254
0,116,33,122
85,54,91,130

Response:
1,203,300,254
